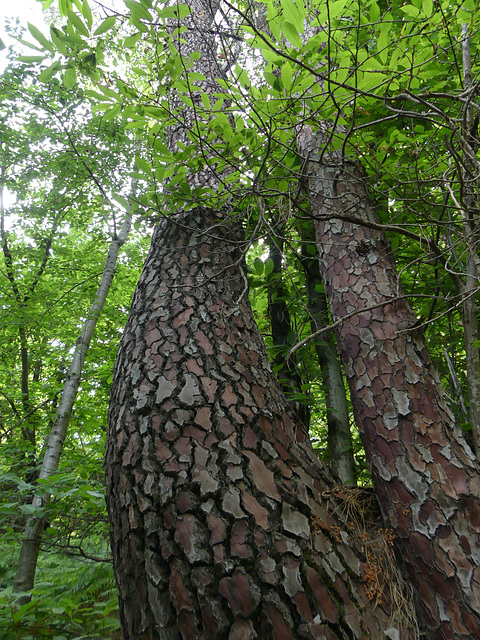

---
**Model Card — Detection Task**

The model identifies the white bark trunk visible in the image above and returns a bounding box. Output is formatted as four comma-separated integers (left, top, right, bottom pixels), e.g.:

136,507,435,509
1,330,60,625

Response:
14,208,133,601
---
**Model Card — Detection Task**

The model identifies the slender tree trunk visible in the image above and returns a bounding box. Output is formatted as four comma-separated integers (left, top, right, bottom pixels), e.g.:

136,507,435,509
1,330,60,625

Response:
1,172,37,482
459,23,480,457
462,261,480,453
13,211,133,602
105,209,415,639
267,239,310,429
18,327,38,484
299,225,355,485
297,126,480,638
442,347,469,423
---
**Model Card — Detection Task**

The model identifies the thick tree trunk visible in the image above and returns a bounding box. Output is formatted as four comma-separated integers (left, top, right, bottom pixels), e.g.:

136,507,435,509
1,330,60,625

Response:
299,226,355,485
297,127,480,638
105,209,415,639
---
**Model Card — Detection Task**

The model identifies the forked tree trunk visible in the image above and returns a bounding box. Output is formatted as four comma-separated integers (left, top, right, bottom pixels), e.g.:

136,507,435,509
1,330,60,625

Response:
297,127,480,638
105,209,412,639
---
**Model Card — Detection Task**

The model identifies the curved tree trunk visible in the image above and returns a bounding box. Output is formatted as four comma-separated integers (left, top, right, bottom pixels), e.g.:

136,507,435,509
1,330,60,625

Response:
105,209,412,639
297,126,480,639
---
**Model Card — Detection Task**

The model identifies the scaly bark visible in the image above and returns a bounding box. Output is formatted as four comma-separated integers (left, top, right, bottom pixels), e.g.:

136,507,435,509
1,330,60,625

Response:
297,126,480,639
105,209,416,639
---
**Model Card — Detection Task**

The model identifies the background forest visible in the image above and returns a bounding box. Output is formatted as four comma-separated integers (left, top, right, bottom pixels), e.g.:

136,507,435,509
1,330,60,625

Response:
0,0,479,637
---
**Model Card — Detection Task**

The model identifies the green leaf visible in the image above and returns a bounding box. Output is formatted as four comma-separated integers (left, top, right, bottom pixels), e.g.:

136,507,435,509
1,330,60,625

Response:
112,194,129,208
50,30,69,55
369,1,380,23
376,24,389,64
125,120,147,129
400,5,420,17
62,67,76,89
135,156,151,174
28,23,54,53
67,10,90,37
201,92,210,110
282,21,302,48
86,490,104,498
19,503,45,516
264,258,274,277
254,258,264,276
58,0,72,14
94,16,116,35
0,38,5,51
17,55,46,62
156,4,190,19
281,61,293,90
52,607,66,615
82,0,93,28
421,0,433,16
38,62,61,82
178,94,194,107
261,48,284,65
280,0,305,33
17,37,42,52
124,0,154,22
124,32,142,48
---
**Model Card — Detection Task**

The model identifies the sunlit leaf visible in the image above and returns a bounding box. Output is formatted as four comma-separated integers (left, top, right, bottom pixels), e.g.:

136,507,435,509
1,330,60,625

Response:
38,62,61,82
124,0,154,22
282,21,302,48
27,23,54,53
62,67,77,89
94,16,117,35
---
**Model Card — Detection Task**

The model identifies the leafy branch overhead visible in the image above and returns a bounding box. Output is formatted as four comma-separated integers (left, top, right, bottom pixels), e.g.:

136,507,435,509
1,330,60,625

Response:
2,0,480,637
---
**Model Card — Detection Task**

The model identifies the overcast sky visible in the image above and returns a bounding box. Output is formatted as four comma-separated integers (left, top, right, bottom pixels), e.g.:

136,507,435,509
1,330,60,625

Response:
1,0,50,68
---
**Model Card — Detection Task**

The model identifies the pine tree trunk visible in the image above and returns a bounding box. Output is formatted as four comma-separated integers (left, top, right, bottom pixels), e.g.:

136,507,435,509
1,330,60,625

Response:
297,127,480,638
105,209,412,639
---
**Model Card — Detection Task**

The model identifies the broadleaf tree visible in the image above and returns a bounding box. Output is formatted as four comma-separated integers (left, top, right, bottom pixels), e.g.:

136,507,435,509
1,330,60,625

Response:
0,37,148,631
4,0,480,638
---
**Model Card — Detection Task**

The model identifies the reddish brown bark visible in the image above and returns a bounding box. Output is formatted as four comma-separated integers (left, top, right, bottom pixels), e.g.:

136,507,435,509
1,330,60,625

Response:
297,128,480,639
105,210,412,639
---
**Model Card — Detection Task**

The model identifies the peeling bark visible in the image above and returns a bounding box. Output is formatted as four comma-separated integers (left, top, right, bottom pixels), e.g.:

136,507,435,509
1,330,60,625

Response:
105,209,415,639
297,127,480,639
